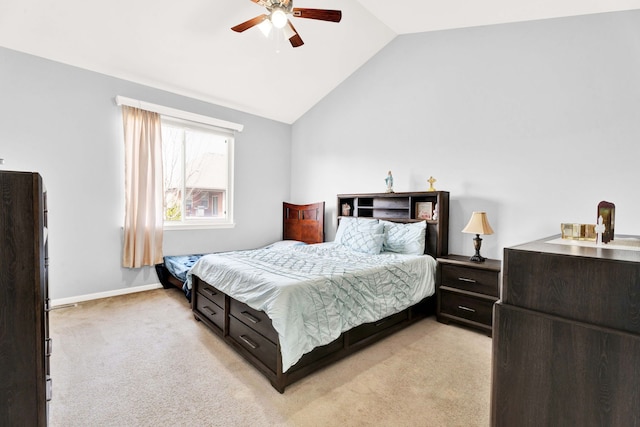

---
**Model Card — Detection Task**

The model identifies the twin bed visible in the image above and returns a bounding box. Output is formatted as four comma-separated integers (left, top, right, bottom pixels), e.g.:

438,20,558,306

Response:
157,196,449,392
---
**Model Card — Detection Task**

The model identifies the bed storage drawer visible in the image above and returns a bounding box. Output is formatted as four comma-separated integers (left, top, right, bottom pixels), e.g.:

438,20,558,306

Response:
439,290,494,326
197,281,226,307
349,310,408,345
195,294,225,331
289,336,345,373
229,299,277,344
229,316,277,372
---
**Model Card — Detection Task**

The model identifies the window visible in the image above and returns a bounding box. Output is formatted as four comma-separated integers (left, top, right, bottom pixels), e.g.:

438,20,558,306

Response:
161,117,234,229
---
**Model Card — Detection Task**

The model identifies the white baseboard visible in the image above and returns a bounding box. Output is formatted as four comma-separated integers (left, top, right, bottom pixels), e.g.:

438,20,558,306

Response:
51,283,163,307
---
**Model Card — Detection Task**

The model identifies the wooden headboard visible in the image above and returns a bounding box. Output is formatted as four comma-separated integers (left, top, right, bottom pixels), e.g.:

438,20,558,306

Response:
283,202,325,244
336,191,450,258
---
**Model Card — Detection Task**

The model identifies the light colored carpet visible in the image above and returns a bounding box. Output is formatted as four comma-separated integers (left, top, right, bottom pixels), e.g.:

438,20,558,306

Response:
49,288,492,427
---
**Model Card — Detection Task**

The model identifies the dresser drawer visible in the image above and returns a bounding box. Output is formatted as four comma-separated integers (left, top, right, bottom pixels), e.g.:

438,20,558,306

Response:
441,264,499,297
195,294,225,331
229,299,277,344
229,316,277,373
440,290,495,327
196,280,226,307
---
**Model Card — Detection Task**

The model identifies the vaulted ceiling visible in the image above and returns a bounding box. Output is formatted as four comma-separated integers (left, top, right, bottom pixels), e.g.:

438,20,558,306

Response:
1,0,639,123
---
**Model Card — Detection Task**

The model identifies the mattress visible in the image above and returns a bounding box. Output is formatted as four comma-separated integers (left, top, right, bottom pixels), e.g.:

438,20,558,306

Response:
186,242,436,372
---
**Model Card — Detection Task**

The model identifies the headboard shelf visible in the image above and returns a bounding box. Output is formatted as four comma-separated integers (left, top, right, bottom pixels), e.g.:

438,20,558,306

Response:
337,191,449,258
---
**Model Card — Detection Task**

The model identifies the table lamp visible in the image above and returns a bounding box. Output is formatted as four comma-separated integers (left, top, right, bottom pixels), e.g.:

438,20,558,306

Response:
462,211,494,262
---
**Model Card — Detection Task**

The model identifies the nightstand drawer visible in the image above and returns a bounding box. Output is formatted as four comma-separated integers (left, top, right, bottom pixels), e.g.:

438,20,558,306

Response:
440,290,495,327
441,264,499,297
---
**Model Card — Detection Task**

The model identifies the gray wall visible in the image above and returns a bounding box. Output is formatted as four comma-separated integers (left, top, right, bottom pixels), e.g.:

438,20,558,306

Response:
291,10,640,260
2,9,640,300
0,47,291,300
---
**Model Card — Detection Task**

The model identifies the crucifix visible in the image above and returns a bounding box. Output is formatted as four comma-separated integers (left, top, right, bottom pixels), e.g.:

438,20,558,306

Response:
427,176,437,192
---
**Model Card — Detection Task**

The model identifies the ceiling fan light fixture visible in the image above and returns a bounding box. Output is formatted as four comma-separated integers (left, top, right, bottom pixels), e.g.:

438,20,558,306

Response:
258,19,273,37
271,9,288,29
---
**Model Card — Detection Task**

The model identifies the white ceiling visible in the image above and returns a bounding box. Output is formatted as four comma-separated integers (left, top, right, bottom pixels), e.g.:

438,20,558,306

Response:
1,0,640,124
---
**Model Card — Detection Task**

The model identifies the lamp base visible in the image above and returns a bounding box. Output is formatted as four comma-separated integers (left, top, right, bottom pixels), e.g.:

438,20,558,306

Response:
469,234,486,263
469,254,486,263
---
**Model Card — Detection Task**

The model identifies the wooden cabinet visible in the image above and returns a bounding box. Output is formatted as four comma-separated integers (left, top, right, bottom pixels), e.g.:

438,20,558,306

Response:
436,255,501,336
0,171,50,426
337,191,449,257
491,236,640,426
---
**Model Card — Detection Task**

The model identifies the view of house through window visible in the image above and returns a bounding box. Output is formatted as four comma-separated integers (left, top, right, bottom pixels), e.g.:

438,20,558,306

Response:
161,117,233,227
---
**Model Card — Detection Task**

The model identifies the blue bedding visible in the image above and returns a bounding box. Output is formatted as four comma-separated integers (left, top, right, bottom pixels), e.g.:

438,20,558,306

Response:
159,254,204,300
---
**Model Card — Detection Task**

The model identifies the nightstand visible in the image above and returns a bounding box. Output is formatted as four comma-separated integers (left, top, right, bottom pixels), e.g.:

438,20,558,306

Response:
436,255,501,336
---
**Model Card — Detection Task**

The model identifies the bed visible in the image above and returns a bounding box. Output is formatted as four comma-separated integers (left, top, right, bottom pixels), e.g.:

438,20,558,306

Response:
188,194,450,393
155,202,325,300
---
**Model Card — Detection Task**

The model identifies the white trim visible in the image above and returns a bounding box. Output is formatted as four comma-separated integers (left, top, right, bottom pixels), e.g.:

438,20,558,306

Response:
51,283,163,307
114,95,244,132
164,222,235,231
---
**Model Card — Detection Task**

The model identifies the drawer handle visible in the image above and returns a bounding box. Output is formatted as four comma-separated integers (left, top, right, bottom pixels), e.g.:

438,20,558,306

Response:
203,288,217,297
46,376,52,401
239,334,258,350
240,311,260,324
458,277,477,283
375,319,387,327
203,306,217,317
458,305,476,313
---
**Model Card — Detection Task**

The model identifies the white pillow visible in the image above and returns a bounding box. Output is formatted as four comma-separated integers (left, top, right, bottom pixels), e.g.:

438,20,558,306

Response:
381,220,427,255
335,217,384,255
334,217,378,244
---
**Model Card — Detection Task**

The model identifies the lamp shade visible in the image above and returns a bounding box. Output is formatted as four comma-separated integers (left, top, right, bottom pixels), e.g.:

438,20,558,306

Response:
462,211,494,235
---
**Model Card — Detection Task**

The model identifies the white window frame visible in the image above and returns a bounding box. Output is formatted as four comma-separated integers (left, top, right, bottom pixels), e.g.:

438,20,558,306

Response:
114,96,243,231
161,117,235,230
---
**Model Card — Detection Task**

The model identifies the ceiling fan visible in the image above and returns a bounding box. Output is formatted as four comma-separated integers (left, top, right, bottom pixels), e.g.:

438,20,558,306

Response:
231,0,342,48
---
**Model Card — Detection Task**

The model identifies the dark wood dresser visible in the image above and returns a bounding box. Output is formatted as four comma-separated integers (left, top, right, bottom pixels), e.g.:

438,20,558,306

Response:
0,171,51,426
491,235,640,426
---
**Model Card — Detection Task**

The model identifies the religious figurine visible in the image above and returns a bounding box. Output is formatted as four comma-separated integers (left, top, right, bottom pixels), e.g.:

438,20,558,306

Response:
385,171,394,193
597,201,615,243
427,176,437,192
595,215,606,246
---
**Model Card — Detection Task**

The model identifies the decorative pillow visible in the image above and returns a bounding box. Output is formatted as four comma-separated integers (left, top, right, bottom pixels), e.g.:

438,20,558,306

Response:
381,220,427,255
334,217,378,244
335,217,384,255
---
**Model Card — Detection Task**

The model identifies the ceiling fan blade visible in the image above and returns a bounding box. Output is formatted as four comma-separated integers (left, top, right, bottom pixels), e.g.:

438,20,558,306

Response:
287,21,304,48
231,14,268,33
250,0,270,6
292,8,342,23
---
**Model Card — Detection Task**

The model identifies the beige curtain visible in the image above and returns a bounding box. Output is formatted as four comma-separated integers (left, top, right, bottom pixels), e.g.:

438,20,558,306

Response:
122,106,164,268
